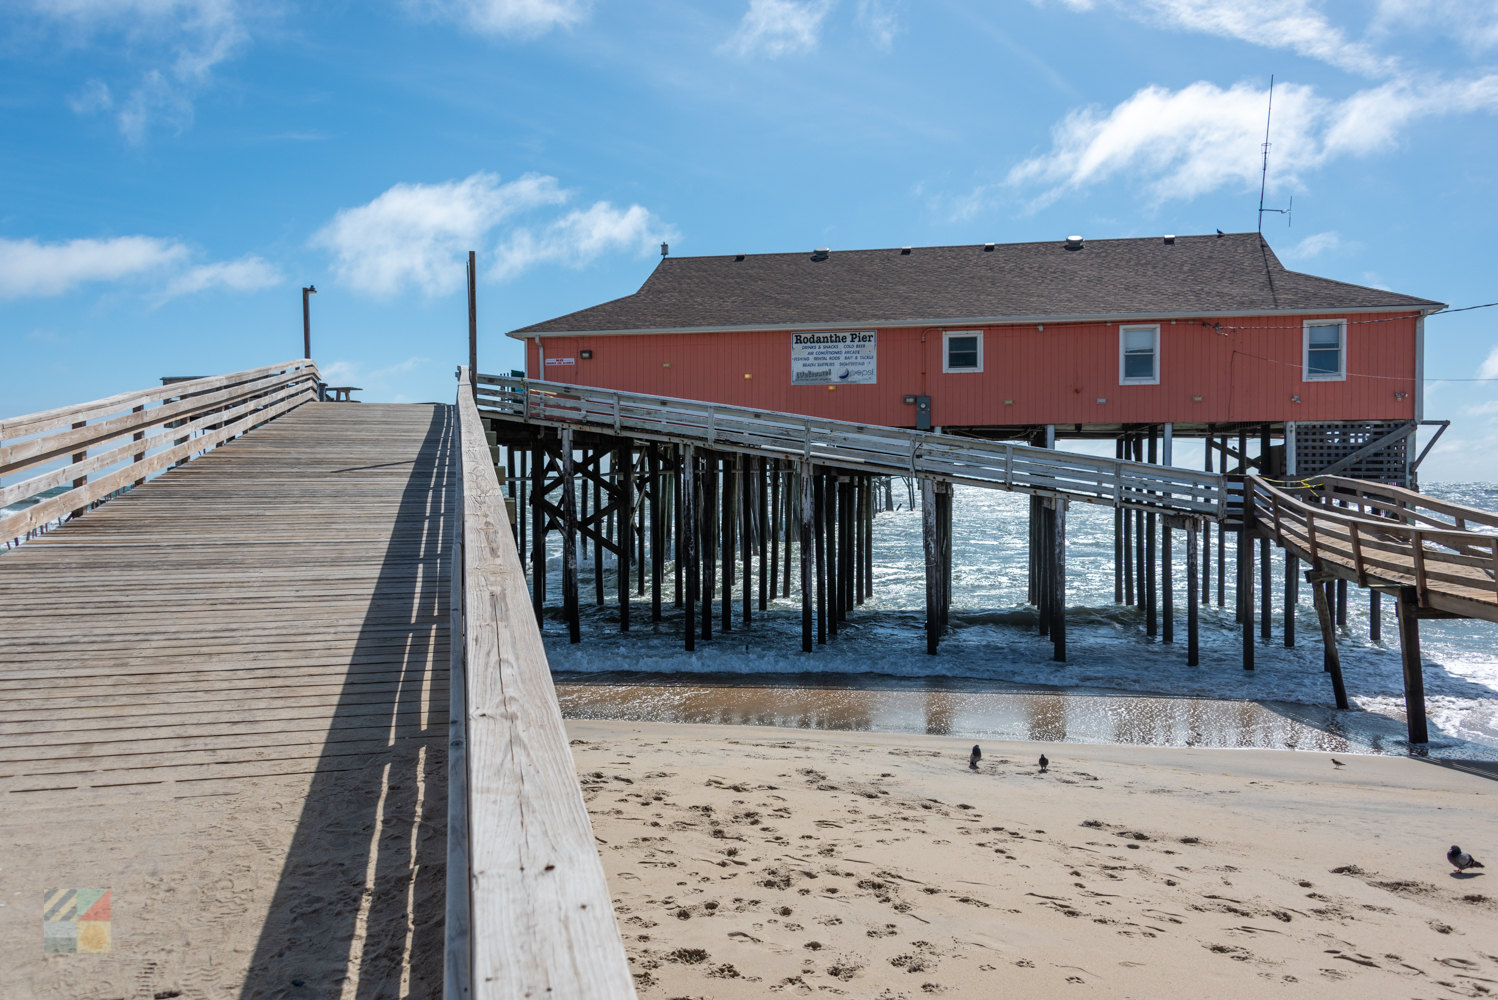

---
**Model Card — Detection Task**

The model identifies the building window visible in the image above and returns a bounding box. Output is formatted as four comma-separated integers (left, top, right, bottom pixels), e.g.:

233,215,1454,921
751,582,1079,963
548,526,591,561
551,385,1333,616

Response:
943,330,983,373
1119,325,1159,384
1303,319,1346,381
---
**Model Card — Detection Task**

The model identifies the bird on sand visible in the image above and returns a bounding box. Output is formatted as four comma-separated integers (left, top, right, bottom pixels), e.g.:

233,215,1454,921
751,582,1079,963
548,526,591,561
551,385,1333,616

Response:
1448,845,1485,873
969,745,982,770
1039,754,1049,772
1332,759,1346,768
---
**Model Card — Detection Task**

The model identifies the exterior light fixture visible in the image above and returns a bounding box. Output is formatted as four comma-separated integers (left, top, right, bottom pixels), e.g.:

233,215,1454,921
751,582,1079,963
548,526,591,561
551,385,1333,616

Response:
579,350,593,359
903,395,917,404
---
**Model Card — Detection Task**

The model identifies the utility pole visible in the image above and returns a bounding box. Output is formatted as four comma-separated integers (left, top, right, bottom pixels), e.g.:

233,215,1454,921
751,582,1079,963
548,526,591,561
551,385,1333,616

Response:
301,282,316,357
467,251,478,398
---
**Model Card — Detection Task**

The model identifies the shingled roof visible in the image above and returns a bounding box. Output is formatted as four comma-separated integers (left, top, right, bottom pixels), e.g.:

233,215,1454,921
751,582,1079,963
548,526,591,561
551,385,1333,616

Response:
508,232,1443,337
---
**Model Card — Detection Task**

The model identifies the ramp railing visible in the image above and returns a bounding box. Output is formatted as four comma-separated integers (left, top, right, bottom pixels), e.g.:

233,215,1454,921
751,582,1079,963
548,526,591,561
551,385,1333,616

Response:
1248,475,1498,619
1,360,320,547
448,367,635,1000
474,374,1226,517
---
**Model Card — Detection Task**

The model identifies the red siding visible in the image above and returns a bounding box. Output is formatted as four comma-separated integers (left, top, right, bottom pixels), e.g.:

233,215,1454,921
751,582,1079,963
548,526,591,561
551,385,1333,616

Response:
522,312,1417,427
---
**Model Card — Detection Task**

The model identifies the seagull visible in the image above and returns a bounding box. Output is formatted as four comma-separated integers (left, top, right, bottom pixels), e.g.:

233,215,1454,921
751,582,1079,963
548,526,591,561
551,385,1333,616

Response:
1039,754,1049,773
969,745,982,770
1331,759,1346,768
1448,845,1485,873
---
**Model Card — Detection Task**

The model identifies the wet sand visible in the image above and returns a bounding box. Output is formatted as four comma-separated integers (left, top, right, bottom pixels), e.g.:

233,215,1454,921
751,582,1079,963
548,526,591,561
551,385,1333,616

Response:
571,718,1498,999
555,671,1466,758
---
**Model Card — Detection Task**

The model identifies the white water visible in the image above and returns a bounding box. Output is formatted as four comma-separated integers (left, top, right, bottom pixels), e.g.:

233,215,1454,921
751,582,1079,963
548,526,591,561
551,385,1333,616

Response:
535,482,1498,759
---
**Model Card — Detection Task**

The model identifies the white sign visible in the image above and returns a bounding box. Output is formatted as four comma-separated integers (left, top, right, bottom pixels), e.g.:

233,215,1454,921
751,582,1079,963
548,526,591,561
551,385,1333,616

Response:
791,331,877,385
544,357,576,367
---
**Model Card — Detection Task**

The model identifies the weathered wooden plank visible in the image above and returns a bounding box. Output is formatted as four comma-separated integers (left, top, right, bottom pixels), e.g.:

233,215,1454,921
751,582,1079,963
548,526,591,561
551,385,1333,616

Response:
456,368,635,1000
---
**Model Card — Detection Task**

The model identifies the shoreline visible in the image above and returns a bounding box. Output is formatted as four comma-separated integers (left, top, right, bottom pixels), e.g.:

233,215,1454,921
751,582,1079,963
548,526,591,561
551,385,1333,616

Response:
556,670,1498,761
571,718,1498,998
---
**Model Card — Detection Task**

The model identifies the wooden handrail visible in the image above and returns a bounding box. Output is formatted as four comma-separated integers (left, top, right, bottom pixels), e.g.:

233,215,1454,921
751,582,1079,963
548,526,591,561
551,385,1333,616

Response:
1250,476,1498,605
450,367,635,1000
475,374,1226,517
2,361,319,547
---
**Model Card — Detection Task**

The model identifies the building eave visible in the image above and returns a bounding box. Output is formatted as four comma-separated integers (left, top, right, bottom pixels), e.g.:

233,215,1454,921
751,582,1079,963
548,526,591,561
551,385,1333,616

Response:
506,303,1445,340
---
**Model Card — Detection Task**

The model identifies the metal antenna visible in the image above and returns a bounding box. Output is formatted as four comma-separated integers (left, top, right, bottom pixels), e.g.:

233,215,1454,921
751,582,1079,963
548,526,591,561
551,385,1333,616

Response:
1258,75,1292,232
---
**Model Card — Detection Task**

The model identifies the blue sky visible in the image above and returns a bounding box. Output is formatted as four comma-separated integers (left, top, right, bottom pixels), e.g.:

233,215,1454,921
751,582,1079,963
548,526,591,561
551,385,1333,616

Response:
4,0,1498,479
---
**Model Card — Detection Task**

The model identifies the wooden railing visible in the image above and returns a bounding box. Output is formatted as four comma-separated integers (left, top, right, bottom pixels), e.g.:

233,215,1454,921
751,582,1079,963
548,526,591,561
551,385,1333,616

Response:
1248,475,1498,618
1,360,320,546
448,368,635,1000
474,374,1226,517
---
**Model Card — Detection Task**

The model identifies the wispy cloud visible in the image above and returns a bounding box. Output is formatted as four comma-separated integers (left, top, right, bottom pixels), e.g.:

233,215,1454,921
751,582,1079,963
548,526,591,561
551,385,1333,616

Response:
1478,346,1498,381
1000,75,1498,210
493,201,676,279
857,0,900,50
1044,0,1397,77
404,0,591,37
1282,230,1356,260
0,235,188,298
162,255,282,300
29,0,255,142
723,0,835,58
0,235,282,301
312,172,673,295
311,172,569,296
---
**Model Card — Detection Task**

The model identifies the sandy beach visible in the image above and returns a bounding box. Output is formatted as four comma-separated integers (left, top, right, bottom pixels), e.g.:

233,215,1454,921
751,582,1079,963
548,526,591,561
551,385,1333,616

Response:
570,719,1498,999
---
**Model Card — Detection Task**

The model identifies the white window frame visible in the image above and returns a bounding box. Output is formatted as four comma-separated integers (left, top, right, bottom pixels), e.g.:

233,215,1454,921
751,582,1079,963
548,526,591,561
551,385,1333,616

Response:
1118,324,1160,385
942,330,983,373
1302,318,1347,382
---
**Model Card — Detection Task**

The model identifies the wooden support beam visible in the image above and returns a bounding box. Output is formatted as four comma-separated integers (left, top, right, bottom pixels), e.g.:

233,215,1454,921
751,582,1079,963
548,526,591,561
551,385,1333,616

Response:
1396,586,1428,743
649,445,662,621
593,457,604,605
1053,498,1067,662
1309,574,1351,710
1284,552,1298,647
562,429,580,644
1240,522,1255,670
1146,511,1157,637
759,457,769,612
1123,491,1134,605
741,453,752,626
938,483,953,635
531,443,546,624
618,439,632,632
1162,522,1174,643
800,462,814,652
1186,519,1199,665
702,453,715,642
1115,440,1124,603
684,445,697,652
815,471,827,645
722,455,735,632
1371,590,1382,642
826,473,839,636
783,466,795,599
1260,534,1272,641
923,477,938,655
1336,578,1348,629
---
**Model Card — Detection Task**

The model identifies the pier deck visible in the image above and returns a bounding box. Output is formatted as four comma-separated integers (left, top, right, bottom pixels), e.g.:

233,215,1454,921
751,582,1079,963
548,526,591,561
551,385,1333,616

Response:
0,402,453,998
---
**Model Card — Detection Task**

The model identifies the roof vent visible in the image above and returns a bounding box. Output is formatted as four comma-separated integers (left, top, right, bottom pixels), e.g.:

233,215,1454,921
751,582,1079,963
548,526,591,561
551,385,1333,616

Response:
900,246,912,255
984,242,995,251
734,254,745,261
811,247,830,261
1064,235,1084,251
661,242,669,256
1163,234,1175,245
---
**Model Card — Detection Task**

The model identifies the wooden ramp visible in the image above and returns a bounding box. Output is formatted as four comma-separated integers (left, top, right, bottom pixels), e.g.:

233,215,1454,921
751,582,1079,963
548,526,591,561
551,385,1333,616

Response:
0,401,455,998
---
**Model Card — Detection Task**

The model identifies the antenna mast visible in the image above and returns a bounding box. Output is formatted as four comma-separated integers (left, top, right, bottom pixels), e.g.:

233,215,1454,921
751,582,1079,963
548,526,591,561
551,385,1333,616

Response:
1258,75,1292,232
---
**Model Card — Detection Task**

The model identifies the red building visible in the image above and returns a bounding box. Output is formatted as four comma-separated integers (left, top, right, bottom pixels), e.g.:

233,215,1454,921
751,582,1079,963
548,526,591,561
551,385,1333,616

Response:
509,233,1443,479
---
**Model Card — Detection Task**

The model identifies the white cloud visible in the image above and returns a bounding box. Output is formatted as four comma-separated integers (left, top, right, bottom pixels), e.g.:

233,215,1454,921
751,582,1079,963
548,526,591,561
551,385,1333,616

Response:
405,0,591,37
492,201,676,279
0,235,188,299
857,0,900,50
1478,346,1498,380
29,0,253,142
162,255,282,299
1373,0,1498,54
723,0,835,58
1283,231,1351,260
311,172,576,296
1044,0,1396,76
1004,75,1498,209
